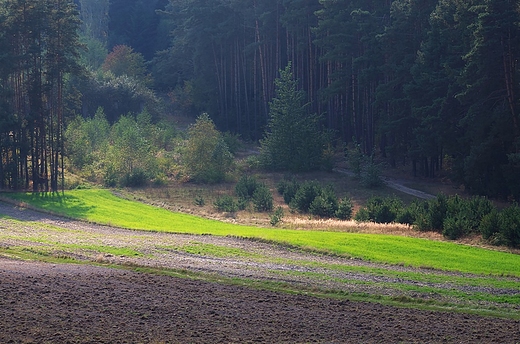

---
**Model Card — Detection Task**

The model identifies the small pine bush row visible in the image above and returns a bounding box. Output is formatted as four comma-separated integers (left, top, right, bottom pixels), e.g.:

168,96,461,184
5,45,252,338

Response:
354,194,520,247
277,178,353,220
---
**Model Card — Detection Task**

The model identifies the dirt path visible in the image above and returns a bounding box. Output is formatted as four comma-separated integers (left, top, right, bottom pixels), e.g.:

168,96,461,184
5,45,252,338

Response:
334,168,436,200
1,202,520,343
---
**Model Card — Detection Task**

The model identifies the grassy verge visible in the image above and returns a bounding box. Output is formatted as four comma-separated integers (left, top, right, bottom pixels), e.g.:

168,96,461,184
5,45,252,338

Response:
2,189,520,277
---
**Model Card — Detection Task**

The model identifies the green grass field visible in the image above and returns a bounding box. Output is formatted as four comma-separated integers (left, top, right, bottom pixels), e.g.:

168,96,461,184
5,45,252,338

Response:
3,189,520,277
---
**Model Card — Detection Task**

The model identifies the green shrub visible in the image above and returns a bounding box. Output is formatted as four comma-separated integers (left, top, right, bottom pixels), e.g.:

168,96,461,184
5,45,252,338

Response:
361,157,384,188
427,194,449,232
321,144,335,172
184,114,233,184
237,197,249,211
396,200,420,225
252,184,273,212
244,155,261,170
194,195,205,207
442,214,468,240
270,206,284,226
497,204,520,248
411,201,432,231
290,180,322,213
235,175,260,201
346,141,363,178
354,207,370,222
442,195,494,239
354,196,406,224
336,198,354,220
103,166,118,187
121,169,148,187
466,196,495,231
361,196,403,224
309,185,338,218
442,195,466,239
214,195,238,213
222,131,242,155
235,175,272,212
480,209,500,241
152,173,168,186
276,177,301,204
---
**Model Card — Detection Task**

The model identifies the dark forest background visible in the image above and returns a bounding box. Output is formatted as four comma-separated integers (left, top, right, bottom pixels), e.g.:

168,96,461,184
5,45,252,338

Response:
1,0,520,200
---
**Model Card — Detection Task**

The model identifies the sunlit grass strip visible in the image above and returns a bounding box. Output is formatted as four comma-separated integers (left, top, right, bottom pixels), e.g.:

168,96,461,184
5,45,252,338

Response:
4,189,520,277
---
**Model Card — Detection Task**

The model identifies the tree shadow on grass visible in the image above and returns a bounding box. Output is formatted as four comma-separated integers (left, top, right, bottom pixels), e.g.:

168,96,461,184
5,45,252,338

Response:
0,192,93,222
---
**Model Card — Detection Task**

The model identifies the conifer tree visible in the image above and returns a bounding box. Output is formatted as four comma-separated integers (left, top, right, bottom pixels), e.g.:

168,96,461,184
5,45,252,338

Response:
260,63,327,172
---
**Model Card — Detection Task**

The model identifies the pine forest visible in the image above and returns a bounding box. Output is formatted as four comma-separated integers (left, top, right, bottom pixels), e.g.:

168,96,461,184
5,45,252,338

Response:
0,0,520,200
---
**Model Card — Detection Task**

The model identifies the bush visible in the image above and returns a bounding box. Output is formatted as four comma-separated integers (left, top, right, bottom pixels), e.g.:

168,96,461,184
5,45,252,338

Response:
121,169,148,187
321,144,335,172
361,157,384,188
290,181,322,213
152,173,168,186
194,195,205,207
396,200,420,225
354,207,370,222
466,196,495,231
425,194,448,232
234,175,272,212
408,200,431,231
235,175,260,201
357,197,403,224
442,214,468,240
252,184,273,212
442,195,494,239
277,177,301,204
222,131,242,155
309,185,338,218
497,204,520,248
346,141,363,178
184,114,233,184
480,209,500,241
335,198,354,220
214,195,238,213
270,206,284,226
103,166,118,187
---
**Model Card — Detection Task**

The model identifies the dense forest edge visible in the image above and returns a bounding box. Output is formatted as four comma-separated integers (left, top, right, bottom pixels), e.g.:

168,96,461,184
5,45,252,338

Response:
1,0,520,248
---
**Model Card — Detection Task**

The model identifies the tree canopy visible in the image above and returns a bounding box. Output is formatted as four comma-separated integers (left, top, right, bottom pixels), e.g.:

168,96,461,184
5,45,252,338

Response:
150,0,520,199
2,0,520,199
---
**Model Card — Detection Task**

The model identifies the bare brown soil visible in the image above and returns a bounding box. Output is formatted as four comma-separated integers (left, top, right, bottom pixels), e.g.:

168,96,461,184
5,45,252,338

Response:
0,201,520,343
1,258,519,344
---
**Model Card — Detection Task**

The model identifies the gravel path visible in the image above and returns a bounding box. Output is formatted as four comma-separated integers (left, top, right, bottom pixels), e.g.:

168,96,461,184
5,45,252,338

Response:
1,201,519,343
333,168,436,200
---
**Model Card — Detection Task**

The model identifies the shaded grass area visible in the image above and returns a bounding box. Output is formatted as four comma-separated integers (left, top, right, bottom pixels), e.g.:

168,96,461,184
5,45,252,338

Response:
3,189,520,277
